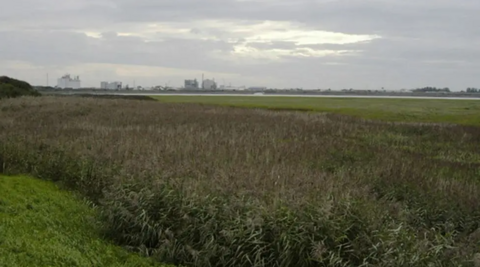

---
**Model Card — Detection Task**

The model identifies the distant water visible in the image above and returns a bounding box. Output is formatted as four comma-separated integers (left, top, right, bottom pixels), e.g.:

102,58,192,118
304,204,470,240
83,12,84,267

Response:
95,92,480,101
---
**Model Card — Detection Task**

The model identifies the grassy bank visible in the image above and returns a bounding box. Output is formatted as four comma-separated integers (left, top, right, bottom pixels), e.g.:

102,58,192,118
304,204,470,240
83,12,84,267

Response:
153,95,480,126
0,175,171,267
1,96,479,266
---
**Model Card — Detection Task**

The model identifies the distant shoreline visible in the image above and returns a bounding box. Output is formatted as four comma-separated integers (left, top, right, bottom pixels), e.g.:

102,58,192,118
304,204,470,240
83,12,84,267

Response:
38,88,480,100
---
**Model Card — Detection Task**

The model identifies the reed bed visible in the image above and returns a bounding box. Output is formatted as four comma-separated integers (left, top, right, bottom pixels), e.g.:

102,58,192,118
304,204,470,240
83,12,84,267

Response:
1,96,479,266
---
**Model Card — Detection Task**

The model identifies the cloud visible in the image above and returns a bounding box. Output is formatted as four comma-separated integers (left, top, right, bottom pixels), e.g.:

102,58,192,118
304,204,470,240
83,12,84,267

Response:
1,0,479,90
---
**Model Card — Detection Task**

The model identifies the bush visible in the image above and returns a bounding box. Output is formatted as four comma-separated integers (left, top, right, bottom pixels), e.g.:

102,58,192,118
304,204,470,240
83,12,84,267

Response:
0,76,40,99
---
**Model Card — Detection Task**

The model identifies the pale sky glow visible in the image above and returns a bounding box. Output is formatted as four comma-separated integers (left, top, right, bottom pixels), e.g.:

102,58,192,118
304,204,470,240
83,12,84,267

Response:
1,0,479,90
241,21,380,45
232,45,359,61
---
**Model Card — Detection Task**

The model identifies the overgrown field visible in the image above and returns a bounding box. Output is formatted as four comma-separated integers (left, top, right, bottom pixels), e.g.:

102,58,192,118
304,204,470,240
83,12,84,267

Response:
1,96,480,266
153,95,480,126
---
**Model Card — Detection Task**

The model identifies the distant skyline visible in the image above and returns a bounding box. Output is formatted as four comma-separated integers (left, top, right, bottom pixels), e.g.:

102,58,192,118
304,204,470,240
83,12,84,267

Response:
1,0,480,91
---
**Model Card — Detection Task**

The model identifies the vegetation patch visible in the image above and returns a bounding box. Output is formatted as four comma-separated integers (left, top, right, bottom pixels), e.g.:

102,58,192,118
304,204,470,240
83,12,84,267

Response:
1,96,479,266
153,95,480,126
0,76,40,99
0,175,172,267
74,94,157,101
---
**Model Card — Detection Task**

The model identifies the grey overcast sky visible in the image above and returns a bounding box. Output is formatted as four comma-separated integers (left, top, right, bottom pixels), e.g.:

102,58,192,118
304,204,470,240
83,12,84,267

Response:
1,0,479,90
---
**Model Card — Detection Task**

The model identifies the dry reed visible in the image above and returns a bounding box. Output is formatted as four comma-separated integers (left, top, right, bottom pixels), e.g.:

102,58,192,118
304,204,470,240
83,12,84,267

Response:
1,96,479,266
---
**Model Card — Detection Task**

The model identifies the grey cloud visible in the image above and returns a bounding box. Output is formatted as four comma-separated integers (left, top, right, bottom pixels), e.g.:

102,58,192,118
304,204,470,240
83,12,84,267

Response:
101,32,119,39
1,0,480,90
247,41,297,50
110,0,480,38
4,0,480,37
0,31,235,71
298,36,480,65
190,28,201,34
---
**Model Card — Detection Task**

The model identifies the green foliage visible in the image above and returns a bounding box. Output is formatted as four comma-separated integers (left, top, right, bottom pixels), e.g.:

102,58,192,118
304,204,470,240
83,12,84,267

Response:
412,87,450,93
0,175,173,267
0,76,41,99
153,95,480,126
1,96,479,266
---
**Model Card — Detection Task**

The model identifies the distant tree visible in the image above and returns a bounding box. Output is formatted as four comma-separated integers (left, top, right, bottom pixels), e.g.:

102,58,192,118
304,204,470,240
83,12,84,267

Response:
0,76,40,99
411,86,450,93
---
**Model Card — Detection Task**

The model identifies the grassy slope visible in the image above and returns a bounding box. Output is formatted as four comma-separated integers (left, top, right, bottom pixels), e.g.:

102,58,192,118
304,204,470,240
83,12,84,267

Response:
153,95,480,125
0,175,170,267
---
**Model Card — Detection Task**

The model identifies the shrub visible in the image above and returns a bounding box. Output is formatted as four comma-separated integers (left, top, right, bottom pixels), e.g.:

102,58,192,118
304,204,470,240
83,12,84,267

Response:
0,76,40,99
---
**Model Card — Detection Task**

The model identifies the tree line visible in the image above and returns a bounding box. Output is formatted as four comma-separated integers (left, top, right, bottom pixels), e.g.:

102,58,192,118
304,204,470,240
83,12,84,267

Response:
0,76,41,99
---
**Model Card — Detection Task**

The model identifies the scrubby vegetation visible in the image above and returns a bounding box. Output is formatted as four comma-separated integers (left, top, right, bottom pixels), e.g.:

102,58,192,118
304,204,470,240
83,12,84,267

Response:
0,76,40,99
0,175,173,267
74,94,157,101
1,96,479,266
153,95,480,126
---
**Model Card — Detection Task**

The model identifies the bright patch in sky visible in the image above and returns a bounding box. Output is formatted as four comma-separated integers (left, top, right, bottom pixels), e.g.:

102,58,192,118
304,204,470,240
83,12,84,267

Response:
228,21,378,60
88,19,380,61
232,45,359,61
240,21,380,45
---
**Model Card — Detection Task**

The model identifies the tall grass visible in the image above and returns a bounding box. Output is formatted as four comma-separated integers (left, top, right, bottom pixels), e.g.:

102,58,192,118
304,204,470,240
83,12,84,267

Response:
1,96,479,266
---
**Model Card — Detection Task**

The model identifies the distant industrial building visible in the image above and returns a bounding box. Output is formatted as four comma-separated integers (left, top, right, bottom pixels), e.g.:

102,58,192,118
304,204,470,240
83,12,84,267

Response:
184,79,199,89
202,79,217,90
248,86,267,91
100,81,123,90
57,74,81,89
219,85,246,91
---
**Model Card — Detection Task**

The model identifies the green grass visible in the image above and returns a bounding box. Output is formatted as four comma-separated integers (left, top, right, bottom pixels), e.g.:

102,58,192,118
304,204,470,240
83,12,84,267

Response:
0,175,171,267
152,95,480,126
